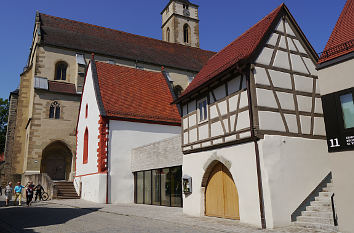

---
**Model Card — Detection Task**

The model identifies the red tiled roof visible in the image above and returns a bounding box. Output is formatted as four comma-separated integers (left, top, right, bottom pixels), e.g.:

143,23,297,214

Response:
178,4,284,99
39,13,215,72
318,0,354,63
94,62,180,125
48,80,77,94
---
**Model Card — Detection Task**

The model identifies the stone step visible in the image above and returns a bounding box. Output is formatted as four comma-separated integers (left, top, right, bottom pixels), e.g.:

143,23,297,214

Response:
295,221,338,232
306,205,332,212
297,216,334,225
310,200,331,207
323,187,334,192
319,192,332,198
315,196,331,201
301,211,333,218
56,196,80,199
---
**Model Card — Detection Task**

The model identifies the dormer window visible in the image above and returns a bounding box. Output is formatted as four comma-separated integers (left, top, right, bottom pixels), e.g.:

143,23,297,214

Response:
55,61,68,80
198,98,208,122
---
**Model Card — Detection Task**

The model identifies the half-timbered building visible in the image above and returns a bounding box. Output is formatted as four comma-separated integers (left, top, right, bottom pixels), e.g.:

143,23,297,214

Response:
174,4,331,228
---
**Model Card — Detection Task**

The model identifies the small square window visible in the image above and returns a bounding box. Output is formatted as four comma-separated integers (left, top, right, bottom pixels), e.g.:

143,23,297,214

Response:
198,98,208,122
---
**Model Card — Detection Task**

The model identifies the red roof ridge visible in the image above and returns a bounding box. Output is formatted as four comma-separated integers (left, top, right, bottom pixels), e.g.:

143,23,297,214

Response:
318,0,354,63
177,3,284,100
39,12,214,53
202,4,284,81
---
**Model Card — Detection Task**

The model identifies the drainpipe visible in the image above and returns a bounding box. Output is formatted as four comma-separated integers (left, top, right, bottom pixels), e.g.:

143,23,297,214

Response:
106,120,110,204
246,67,266,229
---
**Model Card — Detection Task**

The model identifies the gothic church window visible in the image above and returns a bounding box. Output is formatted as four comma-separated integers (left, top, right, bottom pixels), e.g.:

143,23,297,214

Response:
49,101,60,119
166,28,171,42
55,61,68,80
83,128,89,164
183,24,190,43
85,104,88,119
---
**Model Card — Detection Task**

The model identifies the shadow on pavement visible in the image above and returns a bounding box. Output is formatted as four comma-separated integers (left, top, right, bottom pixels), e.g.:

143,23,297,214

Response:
0,200,100,233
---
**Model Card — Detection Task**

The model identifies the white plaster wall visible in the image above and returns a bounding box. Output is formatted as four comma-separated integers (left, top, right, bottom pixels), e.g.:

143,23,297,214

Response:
259,135,330,228
317,59,354,95
75,174,107,203
330,152,354,233
183,142,262,227
108,120,180,203
76,63,101,177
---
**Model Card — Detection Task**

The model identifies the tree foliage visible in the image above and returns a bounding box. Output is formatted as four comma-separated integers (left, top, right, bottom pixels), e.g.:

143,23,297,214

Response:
0,98,9,153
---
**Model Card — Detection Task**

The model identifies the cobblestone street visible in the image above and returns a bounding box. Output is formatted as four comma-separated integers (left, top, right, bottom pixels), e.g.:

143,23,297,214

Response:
0,196,336,233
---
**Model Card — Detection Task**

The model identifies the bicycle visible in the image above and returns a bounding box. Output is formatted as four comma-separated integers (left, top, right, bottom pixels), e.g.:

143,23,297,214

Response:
35,191,49,202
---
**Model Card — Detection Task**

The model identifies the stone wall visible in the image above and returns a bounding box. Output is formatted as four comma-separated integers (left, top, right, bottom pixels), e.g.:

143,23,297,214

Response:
131,135,183,172
25,90,80,175
22,173,55,199
1,91,19,185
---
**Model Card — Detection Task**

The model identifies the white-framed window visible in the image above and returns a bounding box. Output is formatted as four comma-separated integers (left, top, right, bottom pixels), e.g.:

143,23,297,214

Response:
198,98,208,122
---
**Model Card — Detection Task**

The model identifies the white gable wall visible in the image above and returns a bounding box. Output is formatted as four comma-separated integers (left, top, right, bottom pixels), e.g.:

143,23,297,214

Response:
108,120,180,203
75,63,106,203
253,16,331,228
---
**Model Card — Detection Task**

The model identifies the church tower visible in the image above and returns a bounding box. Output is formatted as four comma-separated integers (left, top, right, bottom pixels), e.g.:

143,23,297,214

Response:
161,0,200,48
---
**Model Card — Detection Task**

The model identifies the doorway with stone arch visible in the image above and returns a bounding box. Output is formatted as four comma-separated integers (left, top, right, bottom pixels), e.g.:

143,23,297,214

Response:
204,161,240,220
40,141,73,181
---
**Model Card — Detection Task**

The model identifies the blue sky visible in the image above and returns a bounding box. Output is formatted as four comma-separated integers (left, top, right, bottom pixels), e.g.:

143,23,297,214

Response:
0,0,345,99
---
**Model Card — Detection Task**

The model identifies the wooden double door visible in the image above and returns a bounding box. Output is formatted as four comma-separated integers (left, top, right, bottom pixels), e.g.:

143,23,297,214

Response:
205,163,240,220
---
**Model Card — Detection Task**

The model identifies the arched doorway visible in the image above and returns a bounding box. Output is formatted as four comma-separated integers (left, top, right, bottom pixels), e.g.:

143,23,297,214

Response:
205,162,240,220
40,141,72,181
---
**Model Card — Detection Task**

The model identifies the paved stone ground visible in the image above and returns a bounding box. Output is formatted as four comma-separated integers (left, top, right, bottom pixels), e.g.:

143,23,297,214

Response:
0,195,337,233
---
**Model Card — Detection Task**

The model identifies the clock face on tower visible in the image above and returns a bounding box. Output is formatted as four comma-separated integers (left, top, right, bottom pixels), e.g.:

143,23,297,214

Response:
183,9,190,16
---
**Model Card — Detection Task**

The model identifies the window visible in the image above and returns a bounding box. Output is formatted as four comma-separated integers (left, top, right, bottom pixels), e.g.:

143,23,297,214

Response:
55,62,68,80
183,24,190,43
340,93,354,129
83,128,89,164
85,104,88,119
49,101,60,119
183,4,189,9
135,166,182,207
166,28,170,42
173,85,183,98
198,98,208,122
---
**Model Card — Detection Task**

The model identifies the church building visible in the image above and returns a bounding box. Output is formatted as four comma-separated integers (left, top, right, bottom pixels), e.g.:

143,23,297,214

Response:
2,0,214,193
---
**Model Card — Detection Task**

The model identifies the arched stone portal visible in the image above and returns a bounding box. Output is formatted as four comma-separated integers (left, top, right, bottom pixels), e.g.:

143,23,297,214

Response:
40,141,72,181
204,161,240,220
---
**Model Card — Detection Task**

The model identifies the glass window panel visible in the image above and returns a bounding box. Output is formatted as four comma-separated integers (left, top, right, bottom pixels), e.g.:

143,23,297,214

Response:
49,106,54,118
161,168,171,206
170,167,182,207
152,169,160,205
144,170,151,204
55,106,60,119
136,172,144,204
340,93,354,129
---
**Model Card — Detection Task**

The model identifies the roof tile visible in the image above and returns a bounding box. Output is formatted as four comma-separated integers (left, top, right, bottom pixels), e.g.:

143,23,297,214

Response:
48,80,77,94
178,4,283,99
39,13,215,72
318,0,354,63
95,62,180,124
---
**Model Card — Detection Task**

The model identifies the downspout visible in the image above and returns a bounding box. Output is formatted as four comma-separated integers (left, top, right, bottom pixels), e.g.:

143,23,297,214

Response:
106,120,110,204
246,66,266,229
